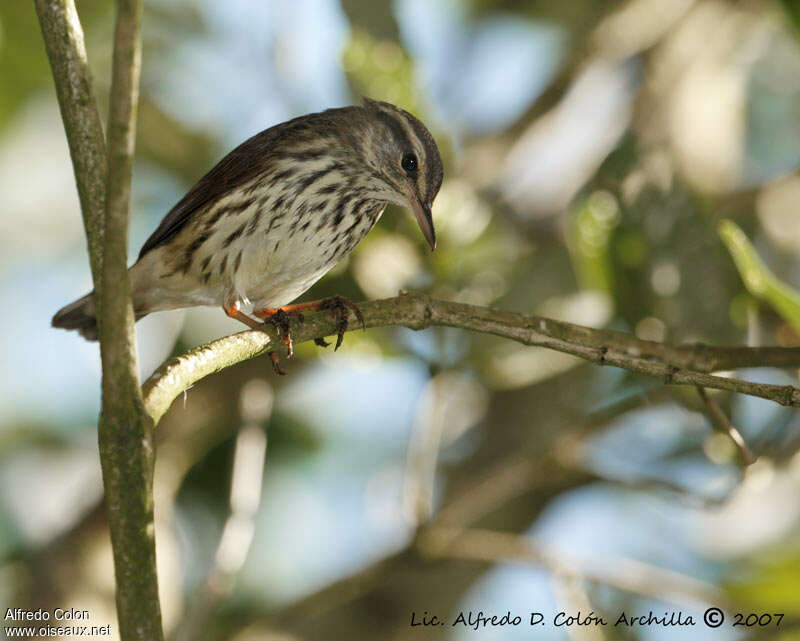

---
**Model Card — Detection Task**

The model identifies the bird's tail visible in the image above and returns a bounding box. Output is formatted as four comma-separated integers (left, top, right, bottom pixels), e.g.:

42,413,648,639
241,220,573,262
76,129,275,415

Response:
52,292,99,341
53,288,152,341
53,260,161,341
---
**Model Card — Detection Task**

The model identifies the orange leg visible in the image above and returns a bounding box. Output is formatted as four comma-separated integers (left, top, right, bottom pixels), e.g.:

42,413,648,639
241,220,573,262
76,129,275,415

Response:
223,301,261,329
253,300,335,318
255,296,365,351
226,301,293,355
224,302,287,375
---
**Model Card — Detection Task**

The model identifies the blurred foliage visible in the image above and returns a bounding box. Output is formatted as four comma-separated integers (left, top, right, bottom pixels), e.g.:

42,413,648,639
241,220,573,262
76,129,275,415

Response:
568,190,620,293
719,219,800,335
779,0,800,34
726,546,800,615
343,30,419,115
0,0,106,131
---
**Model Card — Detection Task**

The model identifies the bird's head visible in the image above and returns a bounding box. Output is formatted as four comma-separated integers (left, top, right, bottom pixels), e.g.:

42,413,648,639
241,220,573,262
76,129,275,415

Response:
360,98,443,250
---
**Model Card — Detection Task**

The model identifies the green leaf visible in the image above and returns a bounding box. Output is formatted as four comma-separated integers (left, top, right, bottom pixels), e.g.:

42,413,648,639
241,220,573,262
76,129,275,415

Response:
718,220,800,333
725,547,800,615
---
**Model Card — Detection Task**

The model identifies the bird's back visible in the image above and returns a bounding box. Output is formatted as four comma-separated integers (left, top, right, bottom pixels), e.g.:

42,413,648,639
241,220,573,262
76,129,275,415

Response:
136,106,364,260
130,105,386,313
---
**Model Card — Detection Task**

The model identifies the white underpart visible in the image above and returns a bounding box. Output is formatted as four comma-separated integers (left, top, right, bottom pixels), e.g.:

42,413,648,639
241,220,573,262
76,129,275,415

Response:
129,173,387,316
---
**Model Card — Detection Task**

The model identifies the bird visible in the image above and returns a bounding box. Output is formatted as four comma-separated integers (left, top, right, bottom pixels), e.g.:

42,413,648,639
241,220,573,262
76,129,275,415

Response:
52,98,444,372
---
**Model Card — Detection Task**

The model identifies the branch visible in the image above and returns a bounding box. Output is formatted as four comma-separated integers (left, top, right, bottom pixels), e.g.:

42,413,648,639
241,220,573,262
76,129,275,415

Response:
172,426,268,641
37,1,162,637
96,1,164,639
697,387,754,466
33,0,106,295
143,292,800,425
418,526,726,609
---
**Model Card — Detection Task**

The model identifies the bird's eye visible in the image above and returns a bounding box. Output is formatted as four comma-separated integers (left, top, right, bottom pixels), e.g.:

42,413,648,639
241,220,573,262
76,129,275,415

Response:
401,153,418,173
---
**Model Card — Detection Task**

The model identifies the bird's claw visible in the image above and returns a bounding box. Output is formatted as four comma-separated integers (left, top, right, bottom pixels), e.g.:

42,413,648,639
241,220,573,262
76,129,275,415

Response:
265,308,299,358
268,351,286,376
264,309,305,374
318,296,364,351
258,297,363,368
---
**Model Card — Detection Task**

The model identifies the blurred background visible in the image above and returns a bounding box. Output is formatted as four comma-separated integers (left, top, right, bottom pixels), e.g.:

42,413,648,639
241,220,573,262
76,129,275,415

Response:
2,0,800,639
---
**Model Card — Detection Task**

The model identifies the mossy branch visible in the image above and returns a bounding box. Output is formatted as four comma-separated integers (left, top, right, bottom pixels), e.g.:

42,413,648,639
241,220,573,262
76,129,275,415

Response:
143,292,800,425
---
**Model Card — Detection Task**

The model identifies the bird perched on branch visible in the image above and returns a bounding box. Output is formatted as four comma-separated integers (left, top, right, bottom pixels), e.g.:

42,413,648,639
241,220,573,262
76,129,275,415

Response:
53,99,444,372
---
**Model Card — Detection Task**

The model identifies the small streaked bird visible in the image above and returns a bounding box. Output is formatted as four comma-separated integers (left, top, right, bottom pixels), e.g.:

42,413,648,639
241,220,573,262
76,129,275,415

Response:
53,99,443,371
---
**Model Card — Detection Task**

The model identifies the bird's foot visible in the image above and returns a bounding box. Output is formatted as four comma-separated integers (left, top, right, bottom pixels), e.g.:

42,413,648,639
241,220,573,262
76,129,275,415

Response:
224,302,295,375
317,296,365,350
253,306,309,376
261,308,305,358
253,296,364,368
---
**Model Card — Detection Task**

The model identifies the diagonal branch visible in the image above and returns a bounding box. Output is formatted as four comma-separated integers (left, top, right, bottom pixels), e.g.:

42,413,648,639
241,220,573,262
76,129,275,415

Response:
142,292,800,425
418,526,725,609
697,387,755,466
33,0,106,297
171,425,268,641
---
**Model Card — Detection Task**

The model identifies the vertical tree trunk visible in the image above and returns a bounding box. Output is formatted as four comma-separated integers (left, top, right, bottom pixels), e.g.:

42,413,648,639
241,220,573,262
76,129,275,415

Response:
34,1,164,639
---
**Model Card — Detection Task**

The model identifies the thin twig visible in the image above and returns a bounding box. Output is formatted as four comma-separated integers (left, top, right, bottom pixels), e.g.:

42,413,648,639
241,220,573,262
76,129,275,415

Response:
550,571,607,641
403,373,450,526
33,0,106,296
418,526,726,610
143,292,800,425
434,456,549,529
697,387,755,466
172,426,268,641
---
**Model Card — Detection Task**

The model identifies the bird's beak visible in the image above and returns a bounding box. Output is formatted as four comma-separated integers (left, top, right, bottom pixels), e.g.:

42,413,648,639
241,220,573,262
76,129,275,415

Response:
409,196,436,251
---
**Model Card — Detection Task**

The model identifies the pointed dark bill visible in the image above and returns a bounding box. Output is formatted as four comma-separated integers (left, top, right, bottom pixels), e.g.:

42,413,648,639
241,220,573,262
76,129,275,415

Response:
410,196,436,251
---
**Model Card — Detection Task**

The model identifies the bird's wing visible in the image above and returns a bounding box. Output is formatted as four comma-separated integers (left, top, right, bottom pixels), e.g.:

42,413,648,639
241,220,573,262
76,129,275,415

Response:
136,131,275,260
136,106,356,261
